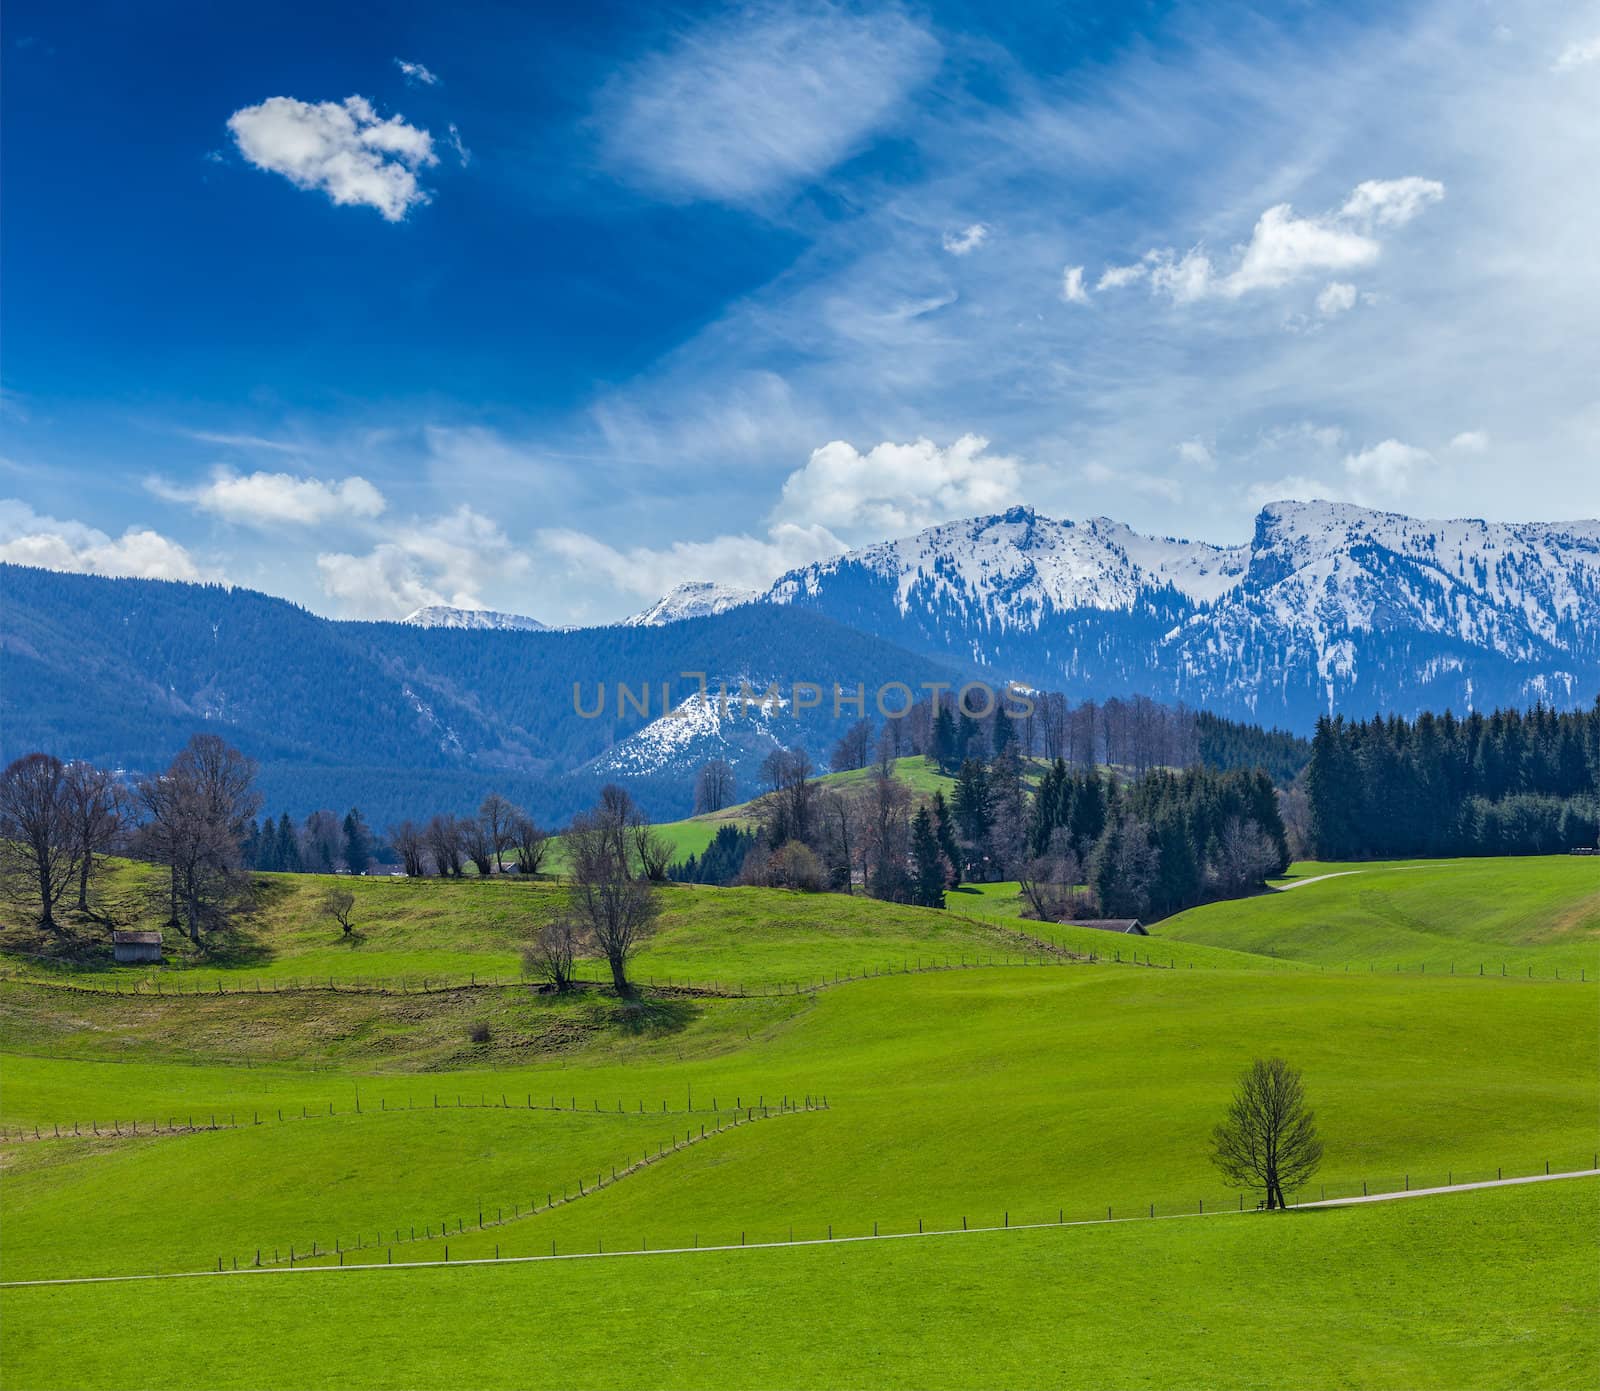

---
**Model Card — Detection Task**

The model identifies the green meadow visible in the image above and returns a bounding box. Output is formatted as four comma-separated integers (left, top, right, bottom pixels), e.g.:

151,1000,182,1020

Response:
2,852,1596,1388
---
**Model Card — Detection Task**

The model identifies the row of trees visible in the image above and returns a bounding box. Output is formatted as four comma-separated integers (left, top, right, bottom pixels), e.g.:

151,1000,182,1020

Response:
387,795,553,879
1021,764,1289,921
819,691,1308,781
1307,702,1600,859
0,736,263,943
245,809,375,875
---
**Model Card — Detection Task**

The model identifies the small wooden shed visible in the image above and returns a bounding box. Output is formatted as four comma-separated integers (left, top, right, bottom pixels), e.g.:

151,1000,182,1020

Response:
1061,918,1148,936
112,930,163,964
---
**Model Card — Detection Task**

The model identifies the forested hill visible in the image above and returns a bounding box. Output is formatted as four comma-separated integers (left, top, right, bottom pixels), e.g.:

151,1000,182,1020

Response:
0,564,967,823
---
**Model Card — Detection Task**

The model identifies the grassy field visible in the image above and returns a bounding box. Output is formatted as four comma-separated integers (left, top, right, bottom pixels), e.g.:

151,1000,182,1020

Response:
2,853,1596,1388
2,1180,1593,1390
1157,856,1600,975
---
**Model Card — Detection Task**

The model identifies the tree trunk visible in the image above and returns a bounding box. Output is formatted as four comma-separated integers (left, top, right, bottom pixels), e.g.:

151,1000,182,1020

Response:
37,855,56,931
77,853,92,913
608,953,631,996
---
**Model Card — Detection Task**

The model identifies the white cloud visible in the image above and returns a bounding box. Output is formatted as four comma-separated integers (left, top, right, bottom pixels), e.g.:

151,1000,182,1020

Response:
1449,429,1489,453
539,519,842,601
394,58,439,86
1096,262,1148,290
1341,438,1434,494
1244,474,1343,509
1317,281,1358,315
942,223,989,255
180,429,301,454
1339,177,1445,228
1137,176,1443,303
447,123,470,167
316,505,528,618
0,500,207,581
1553,36,1600,71
1177,439,1214,468
1060,265,1089,304
227,95,437,221
150,468,387,528
772,434,1022,537
1078,460,1182,502
595,6,939,204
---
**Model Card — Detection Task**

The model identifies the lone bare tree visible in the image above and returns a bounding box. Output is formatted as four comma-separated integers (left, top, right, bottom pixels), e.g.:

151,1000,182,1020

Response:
566,795,659,995
0,753,80,932
511,815,551,876
522,915,583,992
1211,1057,1324,1209
322,888,356,936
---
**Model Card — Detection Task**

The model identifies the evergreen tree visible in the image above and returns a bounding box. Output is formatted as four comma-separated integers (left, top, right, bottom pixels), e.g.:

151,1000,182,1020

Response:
343,808,372,875
275,812,301,873
910,806,946,908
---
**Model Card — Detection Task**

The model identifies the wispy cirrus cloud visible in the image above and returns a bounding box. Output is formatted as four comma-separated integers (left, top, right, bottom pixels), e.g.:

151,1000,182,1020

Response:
394,57,439,86
594,4,940,205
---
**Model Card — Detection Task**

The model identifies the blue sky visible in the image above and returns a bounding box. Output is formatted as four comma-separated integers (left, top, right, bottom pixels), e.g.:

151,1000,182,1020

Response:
3,0,1598,623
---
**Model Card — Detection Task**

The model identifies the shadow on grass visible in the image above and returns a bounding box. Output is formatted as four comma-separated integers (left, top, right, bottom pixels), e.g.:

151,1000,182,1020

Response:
611,992,701,1037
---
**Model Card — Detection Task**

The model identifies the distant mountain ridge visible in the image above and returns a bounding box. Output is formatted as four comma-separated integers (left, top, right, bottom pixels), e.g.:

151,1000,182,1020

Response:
632,502,1600,723
402,605,547,631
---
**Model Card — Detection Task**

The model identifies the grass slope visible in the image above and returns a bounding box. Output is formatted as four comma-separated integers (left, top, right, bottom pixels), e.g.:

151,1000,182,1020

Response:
1159,856,1600,974
3,1181,1593,1390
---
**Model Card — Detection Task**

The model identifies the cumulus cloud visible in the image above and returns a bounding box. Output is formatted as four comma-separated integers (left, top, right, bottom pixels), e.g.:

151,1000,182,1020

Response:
150,469,387,527
595,6,939,204
942,223,989,255
1449,429,1489,453
772,434,1022,537
1317,281,1358,315
1339,177,1445,228
1109,176,1443,304
1342,438,1434,494
539,519,842,601
1177,439,1214,468
227,95,437,221
316,505,528,618
394,58,439,86
1553,36,1600,71
0,500,207,581
1060,265,1089,304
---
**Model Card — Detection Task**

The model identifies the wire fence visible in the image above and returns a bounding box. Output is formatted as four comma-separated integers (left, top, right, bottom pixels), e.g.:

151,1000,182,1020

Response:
0,1087,830,1146
199,1152,1598,1278
232,1098,828,1273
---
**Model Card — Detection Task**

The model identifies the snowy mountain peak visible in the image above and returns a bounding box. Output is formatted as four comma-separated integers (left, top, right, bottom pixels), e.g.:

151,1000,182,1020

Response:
622,581,762,627
401,605,547,632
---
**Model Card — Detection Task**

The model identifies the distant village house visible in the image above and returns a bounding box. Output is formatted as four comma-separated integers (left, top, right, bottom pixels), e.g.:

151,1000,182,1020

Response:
1061,918,1148,936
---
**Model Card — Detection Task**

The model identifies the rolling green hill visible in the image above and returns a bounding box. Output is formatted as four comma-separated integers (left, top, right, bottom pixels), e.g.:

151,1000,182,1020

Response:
2,854,1595,1389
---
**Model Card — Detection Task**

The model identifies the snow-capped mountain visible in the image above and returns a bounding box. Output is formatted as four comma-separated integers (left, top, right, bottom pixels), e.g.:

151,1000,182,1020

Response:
401,605,547,632
749,502,1600,721
621,581,761,627
583,688,801,778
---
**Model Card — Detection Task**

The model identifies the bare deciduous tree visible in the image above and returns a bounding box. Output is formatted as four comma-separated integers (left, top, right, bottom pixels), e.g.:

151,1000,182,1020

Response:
423,814,465,878
693,759,735,815
137,735,259,944
479,794,518,873
0,753,81,932
389,820,427,878
566,798,659,995
631,822,672,882
322,888,356,936
522,915,583,991
62,760,124,915
461,816,494,877
1211,1057,1324,1209
1018,831,1080,921
1208,817,1281,897
511,815,551,876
